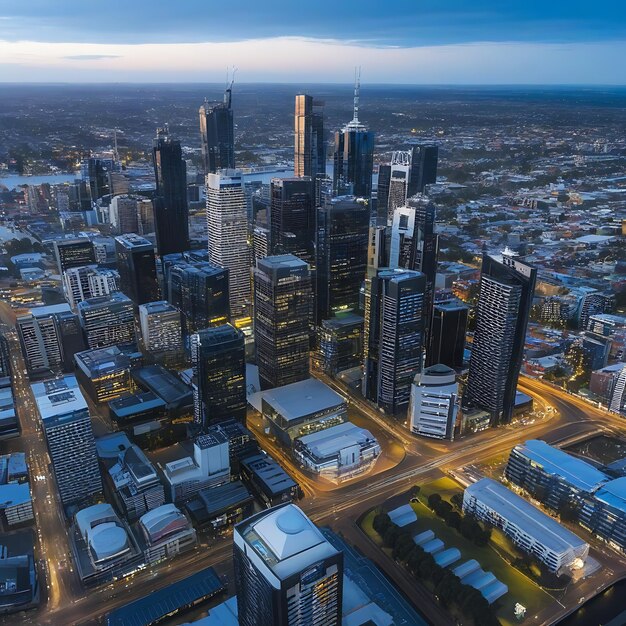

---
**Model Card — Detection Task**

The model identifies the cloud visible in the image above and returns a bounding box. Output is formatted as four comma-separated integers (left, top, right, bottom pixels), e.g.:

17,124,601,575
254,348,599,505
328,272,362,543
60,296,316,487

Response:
63,54,121,60
0,37,625,84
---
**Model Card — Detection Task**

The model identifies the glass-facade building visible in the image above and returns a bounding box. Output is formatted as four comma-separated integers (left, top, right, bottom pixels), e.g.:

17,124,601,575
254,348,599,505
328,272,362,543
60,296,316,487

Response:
191,324,246,429
78,292,137,349
294,94,325,178
254,255,312,390
315,196,369,325
199,88,235,174
152,127,189,256
463,252,536,425
114,234,159,305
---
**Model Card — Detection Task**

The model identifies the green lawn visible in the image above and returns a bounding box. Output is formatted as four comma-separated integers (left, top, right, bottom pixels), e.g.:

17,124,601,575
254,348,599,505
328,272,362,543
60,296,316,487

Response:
361,509,383,547
408,487,555,626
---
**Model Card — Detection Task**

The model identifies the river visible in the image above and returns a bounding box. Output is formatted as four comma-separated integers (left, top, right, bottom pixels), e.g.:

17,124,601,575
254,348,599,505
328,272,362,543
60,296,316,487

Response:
0,173,80,190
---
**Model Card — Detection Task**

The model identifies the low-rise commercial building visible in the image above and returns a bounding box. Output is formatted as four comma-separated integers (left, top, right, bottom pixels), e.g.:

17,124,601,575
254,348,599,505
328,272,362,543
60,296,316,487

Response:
136,503,197,565
260,378,347,446
0,530,39,614
463,478,589,574
293,421,381,482
239,453,300,508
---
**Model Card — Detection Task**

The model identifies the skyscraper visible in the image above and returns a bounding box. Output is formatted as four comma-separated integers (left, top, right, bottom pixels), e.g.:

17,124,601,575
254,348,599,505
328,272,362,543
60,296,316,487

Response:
206,170,250,319
463,250,537,425
190,324,246,429
109,195,139,235
115,234,159,305
427,300,468,369
270,177,315,261
199,82,235,174
78,292,137,349
332,75,374,198
364,268,426,415
315,196,369,325
294,94,325,178
152,127,189,256
54,238,95,274
162,253,230,334
139,301,183,355
32,375,102,507
84,156,116,202
63,265,119,310
409,144,438,194
389,196,438,346
254,255,312,390
234,503,343,626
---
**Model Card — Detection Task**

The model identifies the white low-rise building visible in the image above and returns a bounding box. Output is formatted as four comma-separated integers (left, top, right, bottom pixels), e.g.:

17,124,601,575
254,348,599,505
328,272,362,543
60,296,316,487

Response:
463,478,589,574
408,364,458,440
293,421,381,482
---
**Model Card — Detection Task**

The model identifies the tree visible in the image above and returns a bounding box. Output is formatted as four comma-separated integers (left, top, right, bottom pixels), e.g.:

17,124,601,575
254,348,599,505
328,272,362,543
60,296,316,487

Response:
383,524,400,548
445,510,461,529
418,555,436,580
372,512,391,536
434,500,453,518
427,493,442,510
409,485,421,499
393,532,415,561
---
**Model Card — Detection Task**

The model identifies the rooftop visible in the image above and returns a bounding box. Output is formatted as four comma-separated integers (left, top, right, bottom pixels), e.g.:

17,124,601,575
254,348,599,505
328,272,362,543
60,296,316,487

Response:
465,478,588,555
237,503,339,580
139,300,178,315
261,378,345,422
513,439,609,493
240,453,297,497
31,375,88,421
297,421,377,461
594,477,626,514
132,365,192,406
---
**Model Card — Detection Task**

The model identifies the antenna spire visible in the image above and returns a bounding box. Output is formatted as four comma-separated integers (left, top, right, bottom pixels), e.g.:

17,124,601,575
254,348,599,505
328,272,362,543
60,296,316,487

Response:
224,66,237,108
352,66,361,123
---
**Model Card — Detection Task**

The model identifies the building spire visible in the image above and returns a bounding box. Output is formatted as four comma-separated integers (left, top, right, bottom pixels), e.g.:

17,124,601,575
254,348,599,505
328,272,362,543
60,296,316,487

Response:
352,66,361,123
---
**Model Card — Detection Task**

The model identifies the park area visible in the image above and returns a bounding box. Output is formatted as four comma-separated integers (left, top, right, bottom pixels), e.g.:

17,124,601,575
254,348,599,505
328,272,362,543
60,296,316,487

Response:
361,476,558,626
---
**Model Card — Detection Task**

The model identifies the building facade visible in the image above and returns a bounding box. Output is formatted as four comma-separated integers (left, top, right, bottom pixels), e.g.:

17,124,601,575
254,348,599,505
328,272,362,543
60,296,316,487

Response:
254,255,312,390
78,292,137,349
294,94,325,178
115,234,160,305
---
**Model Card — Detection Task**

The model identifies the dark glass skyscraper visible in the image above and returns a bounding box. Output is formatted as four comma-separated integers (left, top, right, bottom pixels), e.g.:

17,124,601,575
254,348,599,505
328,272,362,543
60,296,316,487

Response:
364,268,426,415
114,234,159,305
254,255,312,390
199,83,235,174
427,300,468,369
315,196,369,325
294,94,325,178
162,252,230,334
463,251,537,425
152,127,189,256
332,77,374,198
270,177,315,262
191,323,246,429
409,144,439,195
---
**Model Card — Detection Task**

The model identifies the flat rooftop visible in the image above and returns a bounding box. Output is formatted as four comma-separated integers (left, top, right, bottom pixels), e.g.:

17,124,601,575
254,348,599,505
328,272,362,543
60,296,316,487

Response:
262,378,345,422
240,453,297,497
594,477,626,514
297,422,378,461
513,439,609,493
465,478,588,555
31,375,88,421
106,566,225,626
236,504,339,581
132,365,192,406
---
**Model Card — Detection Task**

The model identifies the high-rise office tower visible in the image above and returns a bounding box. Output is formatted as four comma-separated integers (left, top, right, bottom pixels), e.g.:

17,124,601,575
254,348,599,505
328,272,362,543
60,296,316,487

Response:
109,195,139,234
254,255,312,390
199,82,235,174
162,253,230,334
463,250,537,426
63,265,119,310
114,234,159,305
427,300,468,369
294,94,325,178
190,324,246,428
84,156,116,202
17,304,85,377
108,170,130,197
78,292,137,349
270,177,315,261
332,74,374,198
364,268,426,415
315,196,369,325
152,127,189,256
375,164,391,225
409,144,438,194
386,153,412,223
206,170,250,319
139,301,183,354
54,238,95,274
137,198,155,236
31,375,102,507
234,503,343,626
389,196,438,346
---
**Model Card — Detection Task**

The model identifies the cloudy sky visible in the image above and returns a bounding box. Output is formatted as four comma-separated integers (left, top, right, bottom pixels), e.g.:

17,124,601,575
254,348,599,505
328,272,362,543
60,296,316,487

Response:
1,1,625,83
